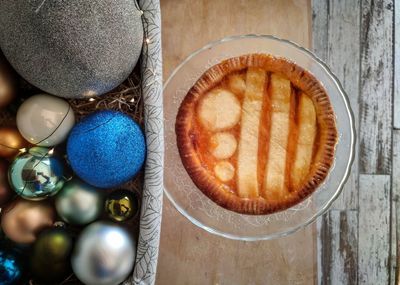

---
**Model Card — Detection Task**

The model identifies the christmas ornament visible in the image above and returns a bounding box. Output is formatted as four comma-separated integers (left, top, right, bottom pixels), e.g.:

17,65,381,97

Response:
105,190,139,222
9,147,65,200
16,94,75,146
67,110,146,188
0,249,23,285
0,1,143,98
1,199,55,243
0,55,16,109
0,127,28,159
30,227,73,283
71,221,136,285
0,159,13,206
55,179,103,225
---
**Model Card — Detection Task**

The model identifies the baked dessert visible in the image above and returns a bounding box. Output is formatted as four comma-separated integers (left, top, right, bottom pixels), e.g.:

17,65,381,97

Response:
176,54,337,215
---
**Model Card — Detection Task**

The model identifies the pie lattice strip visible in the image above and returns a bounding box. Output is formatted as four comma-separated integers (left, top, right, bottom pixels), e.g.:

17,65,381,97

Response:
290,93,317,189
262,74,292,199
237,67,266,198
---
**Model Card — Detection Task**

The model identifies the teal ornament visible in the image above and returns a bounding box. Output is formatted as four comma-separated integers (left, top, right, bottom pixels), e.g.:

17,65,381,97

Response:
8,147,64,200
55,179,103,225
0,249,23,285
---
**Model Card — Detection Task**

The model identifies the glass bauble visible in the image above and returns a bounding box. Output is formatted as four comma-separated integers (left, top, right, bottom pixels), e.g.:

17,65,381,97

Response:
105,189,139,222
9,147,64,200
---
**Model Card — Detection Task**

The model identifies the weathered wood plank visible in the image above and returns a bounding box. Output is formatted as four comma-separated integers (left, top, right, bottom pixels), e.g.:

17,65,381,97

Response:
311,0,328,62
391,131,400,284
328,0,361,209
316,210,358,285
359,174,391,284
313,1,361,284
394,0,400,129
360,0,393,174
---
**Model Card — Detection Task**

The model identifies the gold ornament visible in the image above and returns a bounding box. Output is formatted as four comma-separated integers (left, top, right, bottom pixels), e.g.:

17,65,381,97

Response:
1,199,55,244
0,126,29,159
0,55,16,108
105,189,139,222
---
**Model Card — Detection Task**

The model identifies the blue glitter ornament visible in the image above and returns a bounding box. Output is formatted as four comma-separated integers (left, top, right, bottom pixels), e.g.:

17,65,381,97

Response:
67,111,146,188
0,249,23,285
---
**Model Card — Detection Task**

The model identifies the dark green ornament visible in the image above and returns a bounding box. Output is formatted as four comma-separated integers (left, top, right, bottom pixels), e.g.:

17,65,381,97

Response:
30,227,73,283
105,189,139,222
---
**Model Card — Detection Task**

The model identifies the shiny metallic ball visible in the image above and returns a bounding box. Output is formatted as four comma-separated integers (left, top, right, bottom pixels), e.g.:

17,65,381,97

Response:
0,54,17,109
55,179,103,225
0,158,13,206
0,126,29,159
105,189,139,222
8,147,65,200
1,199,55,244
71,221,136,285
0,249,23,285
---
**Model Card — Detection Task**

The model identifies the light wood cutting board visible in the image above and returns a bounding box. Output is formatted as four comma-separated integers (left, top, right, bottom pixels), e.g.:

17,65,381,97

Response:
158,1,314,284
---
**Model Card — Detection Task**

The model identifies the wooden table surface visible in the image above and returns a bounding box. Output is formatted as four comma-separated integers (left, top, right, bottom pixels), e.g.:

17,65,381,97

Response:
157,0,399,284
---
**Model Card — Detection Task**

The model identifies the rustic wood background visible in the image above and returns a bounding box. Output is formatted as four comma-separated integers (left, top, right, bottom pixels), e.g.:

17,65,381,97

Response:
158,0,399,284
313,0,398,284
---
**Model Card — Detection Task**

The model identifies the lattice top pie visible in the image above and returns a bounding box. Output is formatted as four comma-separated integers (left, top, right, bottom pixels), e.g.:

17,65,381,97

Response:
176,54,337,215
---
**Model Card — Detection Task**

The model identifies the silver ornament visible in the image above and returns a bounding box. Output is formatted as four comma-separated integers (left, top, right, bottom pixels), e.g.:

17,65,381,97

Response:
0,0,143,98
71,222,136,285
55,179,103,225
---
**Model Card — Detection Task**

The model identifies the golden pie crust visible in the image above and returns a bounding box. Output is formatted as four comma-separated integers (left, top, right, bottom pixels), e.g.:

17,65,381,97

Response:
176,54,338,215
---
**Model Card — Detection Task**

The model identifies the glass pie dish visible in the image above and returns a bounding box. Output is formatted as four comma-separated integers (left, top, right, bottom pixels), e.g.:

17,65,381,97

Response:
163,35,356,241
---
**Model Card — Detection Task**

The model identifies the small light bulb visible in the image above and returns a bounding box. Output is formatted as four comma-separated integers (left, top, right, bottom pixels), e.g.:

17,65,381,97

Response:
89,98,95,102
145,38,151,44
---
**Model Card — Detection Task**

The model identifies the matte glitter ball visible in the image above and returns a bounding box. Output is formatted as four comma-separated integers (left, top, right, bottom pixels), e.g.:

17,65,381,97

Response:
0,0,143,98
67,111,146,188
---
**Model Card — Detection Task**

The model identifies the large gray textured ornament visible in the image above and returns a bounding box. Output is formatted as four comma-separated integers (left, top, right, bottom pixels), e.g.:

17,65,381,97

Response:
0,0,143,98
